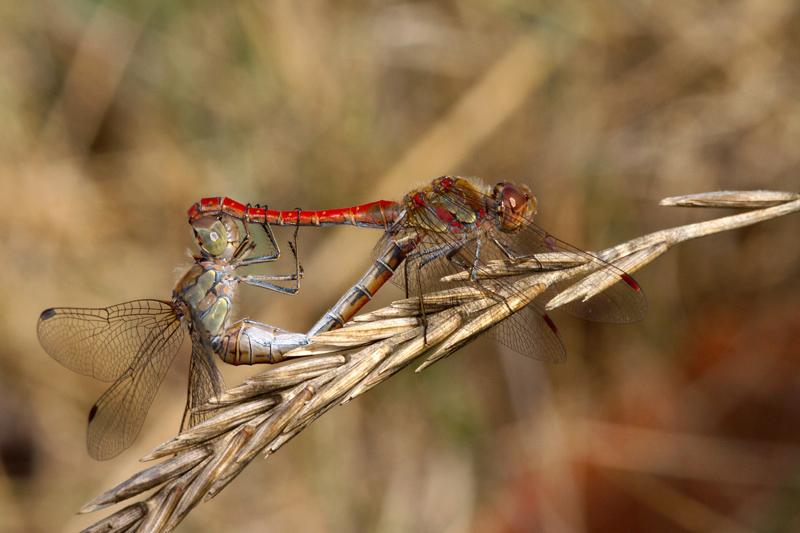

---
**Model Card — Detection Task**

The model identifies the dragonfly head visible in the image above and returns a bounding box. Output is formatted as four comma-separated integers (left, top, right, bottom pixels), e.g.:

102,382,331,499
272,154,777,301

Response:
494,182,536,233
192,215,240,259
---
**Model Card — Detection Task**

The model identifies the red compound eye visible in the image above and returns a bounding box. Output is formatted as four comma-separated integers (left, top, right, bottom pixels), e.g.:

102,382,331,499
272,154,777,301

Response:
496,182,533,232
501,185,527,213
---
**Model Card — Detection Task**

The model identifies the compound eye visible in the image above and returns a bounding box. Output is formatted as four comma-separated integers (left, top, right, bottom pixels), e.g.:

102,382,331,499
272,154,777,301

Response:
501,185,528,214
495,182,534,232
192,216,228,256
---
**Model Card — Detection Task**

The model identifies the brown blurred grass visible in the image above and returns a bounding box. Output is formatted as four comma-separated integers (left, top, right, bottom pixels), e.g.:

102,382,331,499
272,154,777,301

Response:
1,1,799,531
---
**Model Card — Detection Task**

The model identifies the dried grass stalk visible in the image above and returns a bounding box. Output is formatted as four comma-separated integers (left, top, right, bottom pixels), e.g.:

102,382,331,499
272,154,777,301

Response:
78,191,800,533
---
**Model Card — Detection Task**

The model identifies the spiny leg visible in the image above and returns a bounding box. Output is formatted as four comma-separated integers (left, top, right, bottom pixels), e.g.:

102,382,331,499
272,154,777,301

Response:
231,227,258,263
447,233,516,315
406,239,466,344
237,214,281,266
287,207,302,295
236,208,303,295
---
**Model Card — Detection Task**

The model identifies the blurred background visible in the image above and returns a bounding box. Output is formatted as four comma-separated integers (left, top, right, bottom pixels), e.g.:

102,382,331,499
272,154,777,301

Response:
2,1,800,531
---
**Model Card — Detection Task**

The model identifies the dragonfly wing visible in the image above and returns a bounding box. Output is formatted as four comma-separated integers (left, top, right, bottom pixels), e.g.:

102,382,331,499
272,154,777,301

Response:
384,228,569,362
367,179,643,362
85,312,184,460
545,274,646,323
483,301,567,363
37,300,180,382
381,230,469,296
181,330,226,432
502,224,647,324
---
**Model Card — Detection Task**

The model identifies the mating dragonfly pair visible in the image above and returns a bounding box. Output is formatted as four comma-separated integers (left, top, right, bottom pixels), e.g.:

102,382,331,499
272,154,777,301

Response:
37,176,646,460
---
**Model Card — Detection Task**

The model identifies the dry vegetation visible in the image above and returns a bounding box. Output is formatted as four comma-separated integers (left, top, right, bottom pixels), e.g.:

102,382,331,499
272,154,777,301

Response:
1,1,800,532
78,192,800,533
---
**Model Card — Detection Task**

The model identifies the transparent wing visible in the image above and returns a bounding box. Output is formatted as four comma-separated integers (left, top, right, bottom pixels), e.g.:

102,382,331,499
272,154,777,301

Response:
409,229,570,362
495,223,646,323
485,306,567,364
181,329,226,432
37,300,181,382
403,187,647,324
371,181,645,362
84,310,185,460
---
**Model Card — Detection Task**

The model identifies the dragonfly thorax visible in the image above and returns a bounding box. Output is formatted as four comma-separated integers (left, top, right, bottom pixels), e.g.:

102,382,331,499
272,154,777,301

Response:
174,262,234,341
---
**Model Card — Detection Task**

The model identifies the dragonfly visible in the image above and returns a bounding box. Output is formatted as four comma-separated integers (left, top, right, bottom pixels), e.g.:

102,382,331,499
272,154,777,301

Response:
37,212,308,460
190,175,646,364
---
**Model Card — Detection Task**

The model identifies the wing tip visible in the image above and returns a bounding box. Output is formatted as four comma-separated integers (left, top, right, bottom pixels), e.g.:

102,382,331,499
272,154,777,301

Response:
621,273,641,291
88,403,99,423
542,313,559,334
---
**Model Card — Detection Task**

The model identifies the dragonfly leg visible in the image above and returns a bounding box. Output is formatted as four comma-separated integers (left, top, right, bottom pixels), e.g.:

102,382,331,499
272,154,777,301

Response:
227,216,267,263
447,234,516,314
406,239,466,344
231,237,259,263
236,217,281,265
237,251,283,264
237,212,304,294
285,211,302,294
489,231,544,270
491,237,520,260
215,319,309,365
493,225,559,263
238,258,302,295
229,220,287,266
236,272,303,295
238,208,302,271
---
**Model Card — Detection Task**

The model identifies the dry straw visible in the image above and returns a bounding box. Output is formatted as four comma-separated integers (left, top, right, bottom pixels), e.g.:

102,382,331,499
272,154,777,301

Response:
78,190,800,533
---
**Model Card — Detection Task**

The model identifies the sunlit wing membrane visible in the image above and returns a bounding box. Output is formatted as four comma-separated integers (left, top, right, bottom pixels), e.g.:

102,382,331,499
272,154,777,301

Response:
182,330,227,432
37,300,181,382
85,311,184,460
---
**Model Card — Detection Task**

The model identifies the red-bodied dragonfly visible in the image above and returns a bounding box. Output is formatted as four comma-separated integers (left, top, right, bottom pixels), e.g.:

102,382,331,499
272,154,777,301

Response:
37,213,307,460
190,175,646,364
